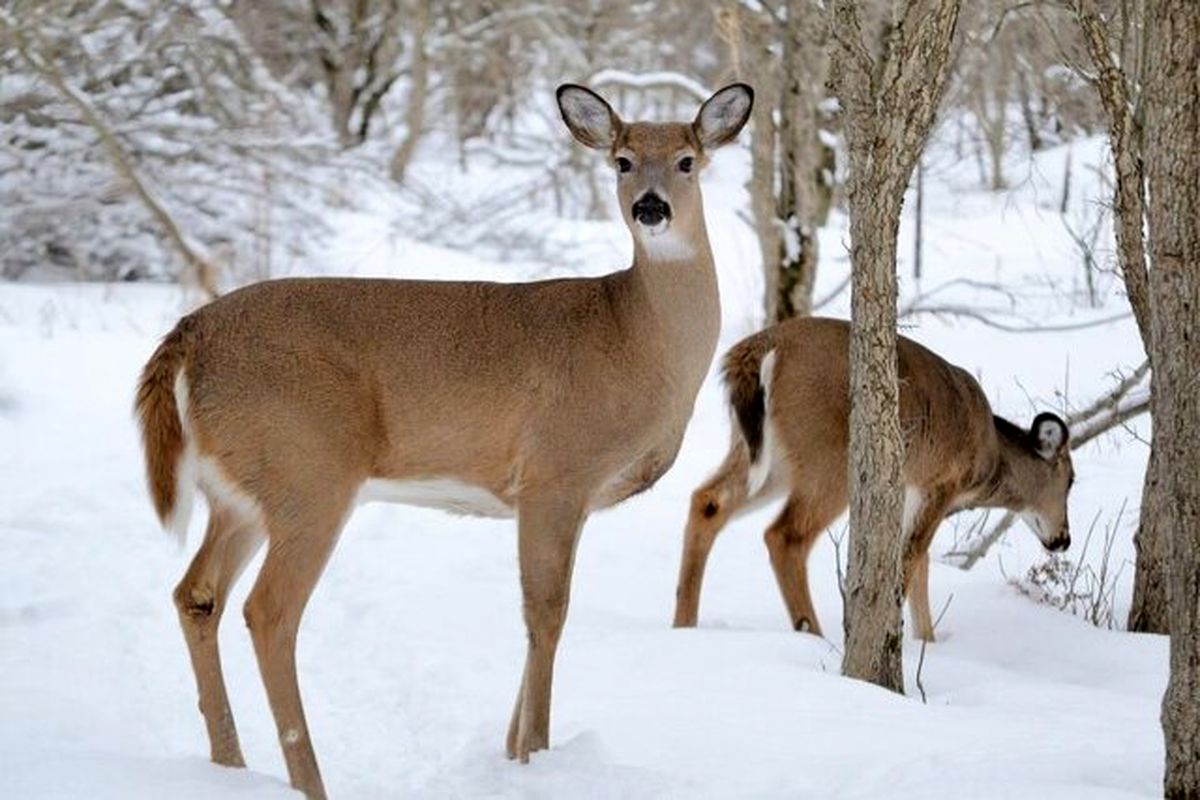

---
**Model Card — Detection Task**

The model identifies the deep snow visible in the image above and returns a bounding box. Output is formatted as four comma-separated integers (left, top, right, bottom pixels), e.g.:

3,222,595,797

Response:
0,135,1163,798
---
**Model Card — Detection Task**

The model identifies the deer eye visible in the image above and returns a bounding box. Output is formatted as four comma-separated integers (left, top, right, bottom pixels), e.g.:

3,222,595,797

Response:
616,157,632,173
678,156,694,173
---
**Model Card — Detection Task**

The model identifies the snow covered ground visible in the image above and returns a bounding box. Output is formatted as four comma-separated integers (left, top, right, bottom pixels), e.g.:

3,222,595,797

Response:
0,135,1163,798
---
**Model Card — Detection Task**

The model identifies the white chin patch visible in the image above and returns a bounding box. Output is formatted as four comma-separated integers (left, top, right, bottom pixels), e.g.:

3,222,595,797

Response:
637,222,694,262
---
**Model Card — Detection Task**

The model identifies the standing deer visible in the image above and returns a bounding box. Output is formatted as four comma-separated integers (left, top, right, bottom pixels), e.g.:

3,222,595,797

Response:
136,83,753,798
673,317,1074,641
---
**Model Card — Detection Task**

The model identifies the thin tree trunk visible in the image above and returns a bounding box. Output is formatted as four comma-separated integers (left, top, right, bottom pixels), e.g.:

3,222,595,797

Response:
1073,0,1164,633
842,182,907,692
390,0,431,183
831,0,961,694
1016,69,1043,151
1074,0,1153,344
1144,3,1200,795
773,0,823,321
747,67,782,320
724,0,829,323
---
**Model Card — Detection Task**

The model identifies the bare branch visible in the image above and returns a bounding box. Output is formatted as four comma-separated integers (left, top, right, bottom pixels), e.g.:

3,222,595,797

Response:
1,9,219,298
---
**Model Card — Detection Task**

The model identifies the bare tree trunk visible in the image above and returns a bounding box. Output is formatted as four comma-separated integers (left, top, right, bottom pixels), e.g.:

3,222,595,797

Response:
312,0,405,149
723,0,832,323
724,2,783,321
1074,0,1153,343
970,42,1009,191
773,0,826,321
1144,3,1200,795
1016,69,1043,151
389,0,431,183
313,0,366,147
842,179,907,692
831,0,961,693
1073,0,1164,633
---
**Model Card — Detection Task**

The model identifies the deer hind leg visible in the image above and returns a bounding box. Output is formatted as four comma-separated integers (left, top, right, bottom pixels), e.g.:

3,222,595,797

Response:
906,551,934,643
243,487,353,800
506,493,587,763
763,491,843,637
173,502,265,767
902,489,951,643
673,459,752,628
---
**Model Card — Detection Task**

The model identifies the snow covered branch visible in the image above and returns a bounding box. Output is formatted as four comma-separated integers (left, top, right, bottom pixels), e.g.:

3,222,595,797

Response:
3,12,219,298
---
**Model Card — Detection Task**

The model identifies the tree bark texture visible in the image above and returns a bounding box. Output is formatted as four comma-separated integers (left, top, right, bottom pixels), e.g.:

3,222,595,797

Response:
831,0,961,694
1072,0,1166,634
1144,3,1200,796
723,0,833,324
772,0,830,321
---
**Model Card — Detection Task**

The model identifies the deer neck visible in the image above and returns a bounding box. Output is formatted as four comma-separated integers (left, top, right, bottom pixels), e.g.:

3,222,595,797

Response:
627,212,721,368
972,436,1041,511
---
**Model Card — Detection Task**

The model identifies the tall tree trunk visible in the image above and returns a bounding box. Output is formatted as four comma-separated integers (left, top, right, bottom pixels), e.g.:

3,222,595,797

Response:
1145,3,1200,796
842,175,907,692
772,0,827,321
1073,0,1164,633
724,0,832,323
831,0,961,693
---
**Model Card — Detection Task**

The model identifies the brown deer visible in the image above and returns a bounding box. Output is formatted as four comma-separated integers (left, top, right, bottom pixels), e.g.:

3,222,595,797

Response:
135,83,753,798
673,316,1074,642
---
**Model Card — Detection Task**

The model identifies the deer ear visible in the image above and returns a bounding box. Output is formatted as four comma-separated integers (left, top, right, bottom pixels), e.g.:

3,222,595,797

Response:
557,84,620,150
693,83,753,149
1031,413,1069,460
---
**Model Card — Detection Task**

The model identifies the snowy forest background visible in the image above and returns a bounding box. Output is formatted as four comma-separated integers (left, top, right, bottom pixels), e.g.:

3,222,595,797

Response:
1,1,1193,798
1,0,1121,291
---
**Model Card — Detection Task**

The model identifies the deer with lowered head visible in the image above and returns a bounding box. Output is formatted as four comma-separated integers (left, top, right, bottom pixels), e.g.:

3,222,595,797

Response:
135,83,753,798
673,316,1075,641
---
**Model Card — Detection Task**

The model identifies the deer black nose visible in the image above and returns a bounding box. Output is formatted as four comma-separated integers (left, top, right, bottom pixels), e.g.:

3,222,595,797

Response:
632,193,671,226
1048,535,1071,553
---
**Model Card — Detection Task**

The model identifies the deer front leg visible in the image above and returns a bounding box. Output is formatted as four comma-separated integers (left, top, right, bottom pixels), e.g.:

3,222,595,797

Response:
506,494,587,762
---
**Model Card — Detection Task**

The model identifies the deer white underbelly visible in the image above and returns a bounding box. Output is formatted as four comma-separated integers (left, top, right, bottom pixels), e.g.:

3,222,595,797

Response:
357,478,515,518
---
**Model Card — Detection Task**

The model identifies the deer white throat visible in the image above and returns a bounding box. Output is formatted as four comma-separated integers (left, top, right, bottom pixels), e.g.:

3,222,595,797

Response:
636,222,695,262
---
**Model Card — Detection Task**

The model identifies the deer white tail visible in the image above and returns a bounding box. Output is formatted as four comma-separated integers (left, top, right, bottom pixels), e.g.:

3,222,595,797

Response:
721,329,778,494
134,321,196,545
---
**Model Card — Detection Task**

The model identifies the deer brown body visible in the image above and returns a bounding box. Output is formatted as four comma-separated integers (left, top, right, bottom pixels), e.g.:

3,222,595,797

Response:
137,84,752,798
673,317,1074,641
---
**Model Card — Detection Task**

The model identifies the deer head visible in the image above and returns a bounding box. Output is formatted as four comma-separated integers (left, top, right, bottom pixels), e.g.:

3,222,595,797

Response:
556,82,753,262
